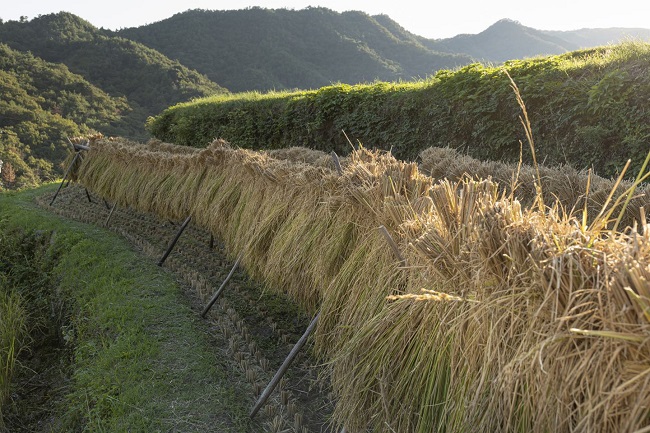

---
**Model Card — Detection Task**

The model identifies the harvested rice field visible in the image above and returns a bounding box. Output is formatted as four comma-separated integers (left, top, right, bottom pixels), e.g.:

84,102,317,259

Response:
38,136,650,432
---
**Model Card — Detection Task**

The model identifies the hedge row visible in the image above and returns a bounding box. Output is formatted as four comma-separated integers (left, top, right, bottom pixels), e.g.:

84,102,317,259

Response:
146,41,650,178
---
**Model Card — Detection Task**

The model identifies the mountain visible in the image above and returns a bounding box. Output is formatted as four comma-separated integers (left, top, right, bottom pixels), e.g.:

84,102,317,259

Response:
424,19,650,63
424,19,577,62
117,7,473,92
0,12,228,139
0,43,127,187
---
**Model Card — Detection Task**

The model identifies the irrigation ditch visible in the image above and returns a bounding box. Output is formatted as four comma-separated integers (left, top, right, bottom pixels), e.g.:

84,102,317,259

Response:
38,184,336,433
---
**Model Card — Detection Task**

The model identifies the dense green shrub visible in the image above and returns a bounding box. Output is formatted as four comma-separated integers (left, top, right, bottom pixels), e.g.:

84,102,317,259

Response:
148,42,650,178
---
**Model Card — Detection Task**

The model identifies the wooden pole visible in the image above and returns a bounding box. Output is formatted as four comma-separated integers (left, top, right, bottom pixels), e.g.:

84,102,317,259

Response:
84,188,93,203
105,203,117,227
250,311,320,418
50,151,81,206
331,151,343,175
378,225,406,266
157,216,191,266
209,234,215,250
201,253,242,318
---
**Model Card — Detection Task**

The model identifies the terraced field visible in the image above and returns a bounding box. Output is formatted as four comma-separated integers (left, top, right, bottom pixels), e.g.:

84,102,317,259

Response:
38,184,336,433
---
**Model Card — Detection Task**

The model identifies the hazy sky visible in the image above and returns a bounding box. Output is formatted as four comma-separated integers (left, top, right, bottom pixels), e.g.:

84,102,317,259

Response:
2,0,649,39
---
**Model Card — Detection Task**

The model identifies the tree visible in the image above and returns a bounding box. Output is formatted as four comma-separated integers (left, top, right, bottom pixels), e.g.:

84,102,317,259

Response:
2,161,16,187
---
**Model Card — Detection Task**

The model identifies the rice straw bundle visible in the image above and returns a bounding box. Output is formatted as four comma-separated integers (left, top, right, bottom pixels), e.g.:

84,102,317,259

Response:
70,137,650,432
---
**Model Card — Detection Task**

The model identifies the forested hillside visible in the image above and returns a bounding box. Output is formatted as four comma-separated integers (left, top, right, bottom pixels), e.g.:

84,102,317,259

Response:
117,7,473,92
0,12,228,138
0,44,127,188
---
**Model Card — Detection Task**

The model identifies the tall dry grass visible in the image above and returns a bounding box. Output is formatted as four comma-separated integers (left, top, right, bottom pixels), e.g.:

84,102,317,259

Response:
71,137,650,432
419,145,650,230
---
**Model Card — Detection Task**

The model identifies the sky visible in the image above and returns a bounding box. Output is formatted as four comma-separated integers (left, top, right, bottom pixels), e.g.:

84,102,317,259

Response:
2,0,649,39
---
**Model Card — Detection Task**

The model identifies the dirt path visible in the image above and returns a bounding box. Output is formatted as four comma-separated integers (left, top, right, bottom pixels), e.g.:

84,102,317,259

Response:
39,185,336,433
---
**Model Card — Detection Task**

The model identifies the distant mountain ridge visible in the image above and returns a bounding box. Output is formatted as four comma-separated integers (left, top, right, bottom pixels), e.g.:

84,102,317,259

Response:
425,19,576,62
544,27,650,48
423,18,650,62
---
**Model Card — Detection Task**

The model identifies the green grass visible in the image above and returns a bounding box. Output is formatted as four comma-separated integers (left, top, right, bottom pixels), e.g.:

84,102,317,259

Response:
0,185,255,432
0,290,26,424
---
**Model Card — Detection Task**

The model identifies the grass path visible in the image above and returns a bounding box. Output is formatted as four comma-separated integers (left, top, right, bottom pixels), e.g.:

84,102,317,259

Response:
1,185,258,431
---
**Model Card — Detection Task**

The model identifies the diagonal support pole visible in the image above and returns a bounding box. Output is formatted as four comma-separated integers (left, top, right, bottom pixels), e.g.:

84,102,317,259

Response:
201,253,243,318
105,202,117,228
50,152,81,206
250,311,320,418
157,216,191,266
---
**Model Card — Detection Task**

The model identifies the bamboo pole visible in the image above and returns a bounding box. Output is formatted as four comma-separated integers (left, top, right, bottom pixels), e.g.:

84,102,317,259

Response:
50,152,81,206
250,311,321,418
157,216,191,266
105,203,117,227
201,253,243,318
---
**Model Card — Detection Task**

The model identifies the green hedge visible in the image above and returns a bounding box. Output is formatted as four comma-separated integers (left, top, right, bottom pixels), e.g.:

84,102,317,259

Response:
147,42,650,178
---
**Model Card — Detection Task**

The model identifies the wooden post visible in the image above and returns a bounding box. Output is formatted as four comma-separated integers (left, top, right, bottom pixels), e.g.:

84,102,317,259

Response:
105,203,117,227
201,253,243,318
378,225,406,266
50,151,81,206
84,188,93,203
250,311,321,418
331,151,343,176
209,234,215,250
157,216,191,266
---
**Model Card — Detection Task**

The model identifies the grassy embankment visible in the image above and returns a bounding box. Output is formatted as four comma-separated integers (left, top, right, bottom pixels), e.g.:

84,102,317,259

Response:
147,41,650,179
0,186,254,432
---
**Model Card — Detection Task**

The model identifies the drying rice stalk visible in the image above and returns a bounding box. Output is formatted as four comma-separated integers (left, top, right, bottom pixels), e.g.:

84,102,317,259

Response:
70,136,650,433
